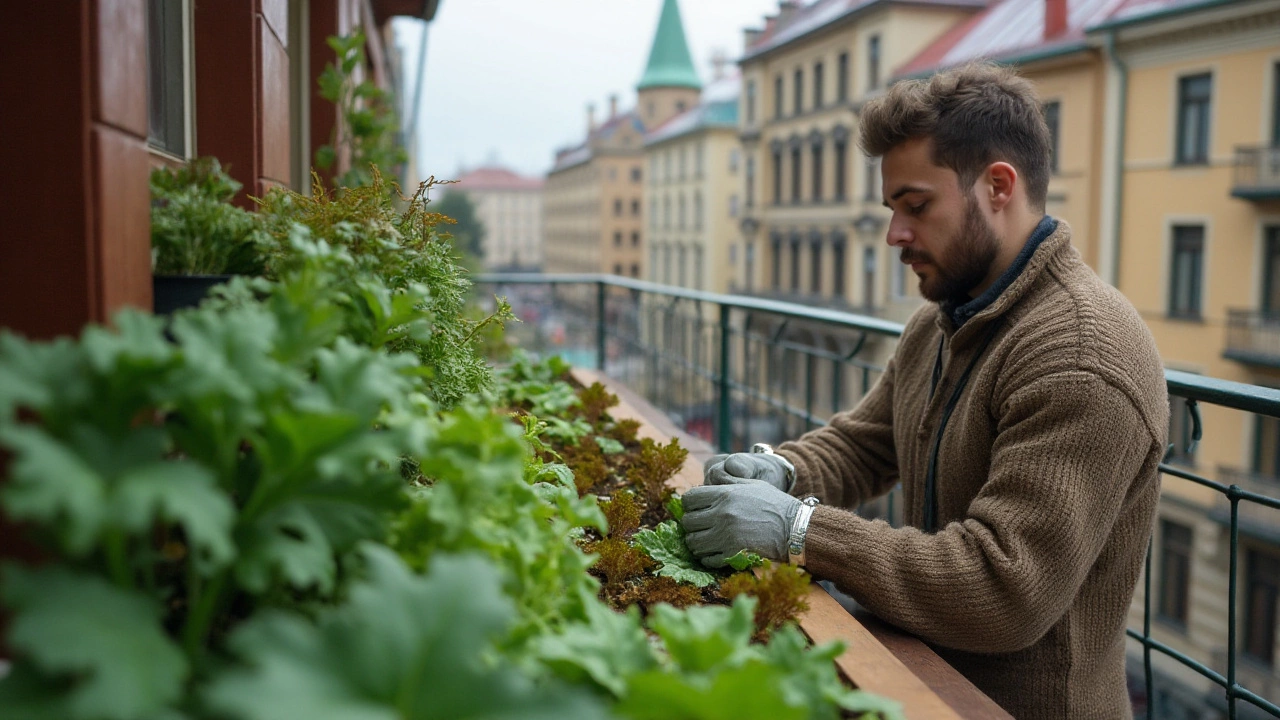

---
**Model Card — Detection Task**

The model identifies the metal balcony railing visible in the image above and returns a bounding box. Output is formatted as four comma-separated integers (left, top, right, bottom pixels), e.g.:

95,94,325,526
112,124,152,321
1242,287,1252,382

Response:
475,273,1280,719
1226,309,1280,368
1233,146,1280,201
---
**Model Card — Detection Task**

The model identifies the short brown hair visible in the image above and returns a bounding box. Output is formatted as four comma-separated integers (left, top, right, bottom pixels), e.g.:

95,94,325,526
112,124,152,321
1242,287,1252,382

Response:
859,62,1052,211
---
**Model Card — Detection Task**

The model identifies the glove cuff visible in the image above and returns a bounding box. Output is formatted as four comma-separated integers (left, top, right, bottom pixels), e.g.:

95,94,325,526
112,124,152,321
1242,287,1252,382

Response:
750,443,796,492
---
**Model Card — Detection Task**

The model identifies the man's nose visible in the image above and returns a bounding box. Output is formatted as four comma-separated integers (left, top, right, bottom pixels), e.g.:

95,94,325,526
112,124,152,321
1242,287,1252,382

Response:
886,214,912,247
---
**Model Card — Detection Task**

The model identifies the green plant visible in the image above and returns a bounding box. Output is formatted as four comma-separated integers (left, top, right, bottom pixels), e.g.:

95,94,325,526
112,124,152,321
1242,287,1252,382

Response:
632,437,689,508
150,157,267,275
315,32,408,189
722,563,812,642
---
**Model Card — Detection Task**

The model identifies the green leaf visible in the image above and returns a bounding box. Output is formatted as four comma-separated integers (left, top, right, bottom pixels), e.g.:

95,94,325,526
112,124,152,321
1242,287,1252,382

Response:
617,661,806,720
314,144,337,170
533,593,658,697
0,425,106,556
725,550,764,572
758,626,907,720
665,493,684,521
111,461,236,572
594,435,624,455
646,598,757,675
206,547,608,720
633,520,716,587
2,564,187,720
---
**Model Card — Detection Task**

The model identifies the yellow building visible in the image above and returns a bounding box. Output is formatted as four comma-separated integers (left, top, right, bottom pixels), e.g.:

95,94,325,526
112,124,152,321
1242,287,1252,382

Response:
1086,0,1280,714
644,73,742,293
542,0,702,278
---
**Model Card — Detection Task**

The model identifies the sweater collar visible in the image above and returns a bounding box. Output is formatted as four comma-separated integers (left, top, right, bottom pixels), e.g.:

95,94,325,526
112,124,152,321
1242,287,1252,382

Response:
943,215,1058,329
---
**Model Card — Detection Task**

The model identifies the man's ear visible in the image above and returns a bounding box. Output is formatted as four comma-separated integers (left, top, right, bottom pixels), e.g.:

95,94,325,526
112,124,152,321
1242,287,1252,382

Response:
985,162,1018,213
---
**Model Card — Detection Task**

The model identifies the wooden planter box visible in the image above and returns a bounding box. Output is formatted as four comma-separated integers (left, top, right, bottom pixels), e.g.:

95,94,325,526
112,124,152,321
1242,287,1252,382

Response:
573,368,1013,720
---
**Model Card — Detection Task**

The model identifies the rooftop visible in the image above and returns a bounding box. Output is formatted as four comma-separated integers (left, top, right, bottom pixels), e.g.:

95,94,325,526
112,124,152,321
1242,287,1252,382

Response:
637,0,701,90
454,166,544,191
644,74,741,147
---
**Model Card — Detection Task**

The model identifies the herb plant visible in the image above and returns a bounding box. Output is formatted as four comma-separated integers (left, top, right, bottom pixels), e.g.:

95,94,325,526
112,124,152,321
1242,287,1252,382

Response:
151,157,267,275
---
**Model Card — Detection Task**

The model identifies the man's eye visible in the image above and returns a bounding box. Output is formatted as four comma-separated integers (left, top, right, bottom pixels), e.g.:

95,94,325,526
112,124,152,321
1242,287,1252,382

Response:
908,202,927,216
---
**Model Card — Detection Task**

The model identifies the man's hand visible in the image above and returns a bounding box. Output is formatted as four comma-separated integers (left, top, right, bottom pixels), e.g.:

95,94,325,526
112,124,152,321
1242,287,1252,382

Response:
680,482,800,568
702,452,793,491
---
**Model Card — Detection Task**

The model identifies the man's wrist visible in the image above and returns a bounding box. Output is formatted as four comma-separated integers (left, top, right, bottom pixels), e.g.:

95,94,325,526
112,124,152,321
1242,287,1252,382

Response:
788,497,820,566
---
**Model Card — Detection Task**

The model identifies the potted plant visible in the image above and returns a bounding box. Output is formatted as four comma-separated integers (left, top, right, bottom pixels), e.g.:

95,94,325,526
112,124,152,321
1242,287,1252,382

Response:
150,157,267,314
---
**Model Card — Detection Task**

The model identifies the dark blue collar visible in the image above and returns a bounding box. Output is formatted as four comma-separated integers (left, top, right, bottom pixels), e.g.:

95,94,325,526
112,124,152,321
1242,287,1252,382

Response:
945,215,1057,328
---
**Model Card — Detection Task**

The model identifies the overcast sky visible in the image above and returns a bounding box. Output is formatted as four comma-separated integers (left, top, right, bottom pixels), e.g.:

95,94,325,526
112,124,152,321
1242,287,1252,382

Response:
393,0,782,180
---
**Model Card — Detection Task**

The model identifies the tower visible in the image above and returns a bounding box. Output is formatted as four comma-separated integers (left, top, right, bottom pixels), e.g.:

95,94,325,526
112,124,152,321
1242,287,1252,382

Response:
636,0,702,128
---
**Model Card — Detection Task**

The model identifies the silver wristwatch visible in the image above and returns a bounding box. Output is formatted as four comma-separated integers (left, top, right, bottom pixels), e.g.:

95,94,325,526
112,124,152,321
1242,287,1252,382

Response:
750,442,796,491
788,496,820,566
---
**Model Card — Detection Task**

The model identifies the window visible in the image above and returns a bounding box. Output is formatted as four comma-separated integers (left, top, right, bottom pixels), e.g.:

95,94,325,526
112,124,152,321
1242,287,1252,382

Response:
810,241,822,294
791,147,802,203
1157,520,1192,628
663,245,672,284
746,80,757,125
1168,395,1198,466
613,263,623,276
775,75,784,119
614,199,623,217
745,242,756,292
1176,73,1212,165
729,195,739,217
1253,414,1280,478
833,239,846,297
794,68,804,114
790,240,801,291
771,237,782,289
812,143,824,202
1044,101,1061,175
677,245,687,287
1263,226,1280,315
1245,549,1279,666
614,231,623,247
650,246,658,280
631,263,640,278
694,246,704,290
676,100,686,113
863,246,877,309
650,200,658,228
663,196,671,229
864,157,879,201
631,199,640,216
147,0,190,156
1168,225,1204,319
631,167,642,182
631,231,640,247
837,52,849,103
773,149,783,204
679,147,687,179
834,140,847,199
694,192,703,230
746,157,756,208
814,61,824,109
678,195,686,229
867,35,882,91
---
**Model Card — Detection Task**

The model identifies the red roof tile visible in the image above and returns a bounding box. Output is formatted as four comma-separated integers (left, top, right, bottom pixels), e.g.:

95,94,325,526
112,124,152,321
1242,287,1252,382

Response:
454,166,544,191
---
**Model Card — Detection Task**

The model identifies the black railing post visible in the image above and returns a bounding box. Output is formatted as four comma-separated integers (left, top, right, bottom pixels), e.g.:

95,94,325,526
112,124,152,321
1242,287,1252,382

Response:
596,280,606,371
718,303,732,452
1228,491,1240,720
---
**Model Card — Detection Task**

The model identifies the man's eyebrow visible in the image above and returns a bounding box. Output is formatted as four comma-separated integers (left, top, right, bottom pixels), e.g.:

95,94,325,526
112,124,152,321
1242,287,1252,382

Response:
888,184,930,202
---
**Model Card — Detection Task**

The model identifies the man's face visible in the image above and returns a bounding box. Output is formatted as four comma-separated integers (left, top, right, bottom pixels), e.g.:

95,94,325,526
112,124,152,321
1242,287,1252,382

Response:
881,138,1001,302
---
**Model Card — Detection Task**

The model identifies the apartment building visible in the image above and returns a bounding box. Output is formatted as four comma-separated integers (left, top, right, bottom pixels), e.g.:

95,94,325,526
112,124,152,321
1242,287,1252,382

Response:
644,73,742,294
454,166,544,271
542,0,701,277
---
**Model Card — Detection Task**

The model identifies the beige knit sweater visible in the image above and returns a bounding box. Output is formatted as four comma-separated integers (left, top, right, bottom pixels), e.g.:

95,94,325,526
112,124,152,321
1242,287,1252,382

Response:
778,222,1167,720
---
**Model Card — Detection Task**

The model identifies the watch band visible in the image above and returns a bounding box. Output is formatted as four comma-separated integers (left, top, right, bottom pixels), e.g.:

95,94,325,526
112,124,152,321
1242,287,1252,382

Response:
788,496,820,566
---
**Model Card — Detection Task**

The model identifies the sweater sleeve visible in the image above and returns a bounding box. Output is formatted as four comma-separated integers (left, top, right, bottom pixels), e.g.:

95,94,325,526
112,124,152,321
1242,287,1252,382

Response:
774,354,899,509
803,371,1157,654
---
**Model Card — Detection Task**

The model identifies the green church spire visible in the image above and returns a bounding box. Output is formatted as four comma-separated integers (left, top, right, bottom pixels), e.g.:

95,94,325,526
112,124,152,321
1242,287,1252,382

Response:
637,0,701,91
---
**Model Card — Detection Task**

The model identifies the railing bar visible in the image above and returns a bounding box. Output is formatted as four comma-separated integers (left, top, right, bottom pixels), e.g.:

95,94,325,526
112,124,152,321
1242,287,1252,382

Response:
1125,629,1228,685
1228,496,1239,720
1233,685,1280,716
1143,539,1153,720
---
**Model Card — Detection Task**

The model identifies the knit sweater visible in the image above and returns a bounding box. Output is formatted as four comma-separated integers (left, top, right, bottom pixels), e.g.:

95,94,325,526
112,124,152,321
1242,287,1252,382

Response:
777,221,1167,720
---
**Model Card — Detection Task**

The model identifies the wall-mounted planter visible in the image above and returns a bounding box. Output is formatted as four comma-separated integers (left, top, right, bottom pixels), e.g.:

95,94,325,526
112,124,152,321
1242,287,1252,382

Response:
152,274,233,316
571,368,1014,720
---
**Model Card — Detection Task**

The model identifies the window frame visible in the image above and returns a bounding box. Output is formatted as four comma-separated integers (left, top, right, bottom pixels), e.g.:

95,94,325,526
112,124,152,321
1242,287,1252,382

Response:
794,67,804,115
1168,224,1205,320
813,61,825,109
1175,72,1213,166
837,52,849,103
812,142,824,203
867,35,882,92
1157,519,1193,629
1245,548,1280,667
147,0,194,159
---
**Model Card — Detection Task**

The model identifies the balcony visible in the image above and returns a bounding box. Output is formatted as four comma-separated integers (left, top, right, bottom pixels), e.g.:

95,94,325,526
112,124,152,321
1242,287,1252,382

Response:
1215,467,1280,540
1232,146,1280,201
1225,310,1280,368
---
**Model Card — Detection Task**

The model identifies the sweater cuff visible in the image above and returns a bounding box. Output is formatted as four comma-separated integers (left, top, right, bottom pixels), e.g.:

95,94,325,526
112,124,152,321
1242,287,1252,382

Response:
802,505,883,585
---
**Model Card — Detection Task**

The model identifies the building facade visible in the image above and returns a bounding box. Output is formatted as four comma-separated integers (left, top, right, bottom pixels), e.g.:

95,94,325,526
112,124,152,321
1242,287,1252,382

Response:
644,74,741,294
453,166,544,271
542,0,702,278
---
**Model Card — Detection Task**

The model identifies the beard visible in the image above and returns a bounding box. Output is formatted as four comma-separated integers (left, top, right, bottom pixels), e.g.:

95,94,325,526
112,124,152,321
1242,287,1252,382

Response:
900,193,1001,302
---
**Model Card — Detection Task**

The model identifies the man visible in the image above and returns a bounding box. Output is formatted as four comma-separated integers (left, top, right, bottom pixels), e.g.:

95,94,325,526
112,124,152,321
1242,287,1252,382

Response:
680,63,1167,719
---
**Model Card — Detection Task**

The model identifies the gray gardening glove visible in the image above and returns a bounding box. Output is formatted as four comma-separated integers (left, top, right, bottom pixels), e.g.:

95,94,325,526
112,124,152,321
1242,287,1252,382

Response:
680,482,800,568
702,451,794,491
